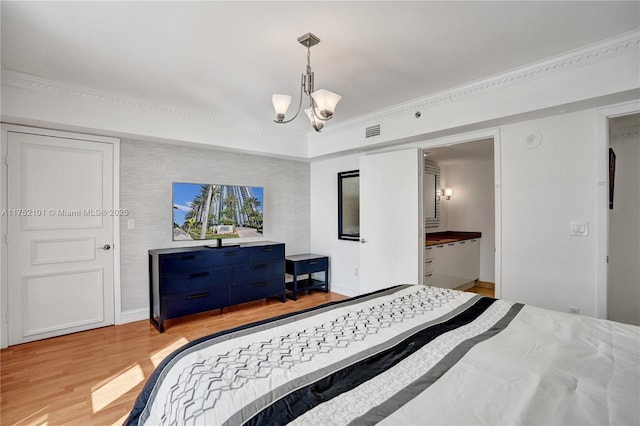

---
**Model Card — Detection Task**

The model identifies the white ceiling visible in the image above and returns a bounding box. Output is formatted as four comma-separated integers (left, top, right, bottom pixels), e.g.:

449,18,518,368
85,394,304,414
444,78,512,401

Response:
1,1,639,136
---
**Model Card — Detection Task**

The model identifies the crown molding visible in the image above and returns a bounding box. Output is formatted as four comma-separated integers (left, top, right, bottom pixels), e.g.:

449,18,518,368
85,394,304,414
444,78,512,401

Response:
324,30,640,134
2,31,638,142
0,69,305,139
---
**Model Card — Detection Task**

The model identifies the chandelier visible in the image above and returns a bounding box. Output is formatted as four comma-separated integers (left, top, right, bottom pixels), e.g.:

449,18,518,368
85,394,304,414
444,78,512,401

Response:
272,33,342,132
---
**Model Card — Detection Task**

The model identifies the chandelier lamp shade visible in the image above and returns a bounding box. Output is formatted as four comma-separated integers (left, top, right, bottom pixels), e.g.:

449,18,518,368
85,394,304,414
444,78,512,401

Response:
272,33,342,132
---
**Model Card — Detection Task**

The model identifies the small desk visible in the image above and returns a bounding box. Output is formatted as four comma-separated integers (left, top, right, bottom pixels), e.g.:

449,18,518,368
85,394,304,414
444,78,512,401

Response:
285,254,329,300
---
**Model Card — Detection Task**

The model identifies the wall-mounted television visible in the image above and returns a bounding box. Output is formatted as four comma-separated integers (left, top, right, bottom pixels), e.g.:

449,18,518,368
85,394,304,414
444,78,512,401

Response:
172,182,264,241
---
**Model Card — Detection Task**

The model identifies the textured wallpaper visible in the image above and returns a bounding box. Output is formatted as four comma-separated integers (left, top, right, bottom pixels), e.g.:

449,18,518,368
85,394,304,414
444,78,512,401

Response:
119,139,310,312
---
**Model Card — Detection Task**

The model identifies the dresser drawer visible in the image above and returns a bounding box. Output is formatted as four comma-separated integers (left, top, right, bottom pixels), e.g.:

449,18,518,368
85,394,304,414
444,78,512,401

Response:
246,244,284,262
233,260,284,283
161,267,230,295
287,257,328,275
212,247,250,265
160,251,217,272
160,247,249,272
163,286,228,318
229,276,284,305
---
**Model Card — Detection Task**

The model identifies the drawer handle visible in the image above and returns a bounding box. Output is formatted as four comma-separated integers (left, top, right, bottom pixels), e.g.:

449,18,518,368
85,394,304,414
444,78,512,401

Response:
224,252,239,257
448,243,455,246
426,273,433,277
308,261,318,265
460,241,466,244
261,248,273,252
188,272,209,279
251,282,267,288
188,292,210,299
181,255,196,260
251,264,267,270
425,260,433,264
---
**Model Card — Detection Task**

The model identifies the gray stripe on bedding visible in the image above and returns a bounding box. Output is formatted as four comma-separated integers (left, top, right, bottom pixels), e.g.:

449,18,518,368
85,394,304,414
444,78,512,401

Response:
184,285,412,354
223,294,482,426
349,302,524,426
140,285,412,424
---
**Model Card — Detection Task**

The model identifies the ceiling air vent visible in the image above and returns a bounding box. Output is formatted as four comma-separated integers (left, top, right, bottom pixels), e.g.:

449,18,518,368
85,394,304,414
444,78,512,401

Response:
365,124,381,138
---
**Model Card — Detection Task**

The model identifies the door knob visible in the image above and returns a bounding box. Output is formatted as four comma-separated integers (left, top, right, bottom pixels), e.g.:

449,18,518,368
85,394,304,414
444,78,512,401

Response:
98,244,111,250
360,238,367,244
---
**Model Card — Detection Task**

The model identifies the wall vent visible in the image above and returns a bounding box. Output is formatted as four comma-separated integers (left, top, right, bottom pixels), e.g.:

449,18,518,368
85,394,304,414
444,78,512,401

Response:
365,124,381,138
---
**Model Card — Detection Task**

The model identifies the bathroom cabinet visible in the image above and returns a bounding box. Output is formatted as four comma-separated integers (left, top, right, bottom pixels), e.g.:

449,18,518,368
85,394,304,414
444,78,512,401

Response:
424,238,480,289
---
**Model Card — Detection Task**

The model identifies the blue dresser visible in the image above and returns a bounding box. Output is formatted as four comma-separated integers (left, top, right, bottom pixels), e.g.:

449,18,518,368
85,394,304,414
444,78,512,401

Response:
149,241,285,332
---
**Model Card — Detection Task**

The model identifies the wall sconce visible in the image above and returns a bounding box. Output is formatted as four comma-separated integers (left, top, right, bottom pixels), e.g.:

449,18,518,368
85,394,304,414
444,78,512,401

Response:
438,187,453,200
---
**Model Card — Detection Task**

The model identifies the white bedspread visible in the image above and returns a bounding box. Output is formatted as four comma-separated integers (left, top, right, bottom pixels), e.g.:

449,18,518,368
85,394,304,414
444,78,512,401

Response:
380,304,640,425
125,285,640,426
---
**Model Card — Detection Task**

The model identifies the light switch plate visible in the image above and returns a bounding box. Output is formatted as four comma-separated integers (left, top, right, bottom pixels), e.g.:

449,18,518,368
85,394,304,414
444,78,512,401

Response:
569,221,589,236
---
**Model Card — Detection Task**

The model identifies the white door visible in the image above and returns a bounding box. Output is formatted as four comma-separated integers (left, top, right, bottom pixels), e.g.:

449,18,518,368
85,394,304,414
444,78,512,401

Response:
359,149,421,294
7,130,115,345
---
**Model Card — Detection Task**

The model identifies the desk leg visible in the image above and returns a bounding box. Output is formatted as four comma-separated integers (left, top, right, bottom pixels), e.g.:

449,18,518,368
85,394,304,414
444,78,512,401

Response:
324,269,329,293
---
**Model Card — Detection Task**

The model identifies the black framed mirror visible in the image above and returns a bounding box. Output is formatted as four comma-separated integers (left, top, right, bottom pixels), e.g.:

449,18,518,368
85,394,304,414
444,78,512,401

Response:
338,170,360,241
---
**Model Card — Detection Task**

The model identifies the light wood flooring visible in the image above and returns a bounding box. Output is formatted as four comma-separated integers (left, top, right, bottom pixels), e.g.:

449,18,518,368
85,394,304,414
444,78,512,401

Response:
466,286,495,298
1,291,347,426
465,280,495,298
0,285,493,425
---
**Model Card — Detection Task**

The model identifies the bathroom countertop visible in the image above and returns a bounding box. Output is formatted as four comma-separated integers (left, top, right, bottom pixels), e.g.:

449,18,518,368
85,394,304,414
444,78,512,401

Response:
426,231,481,246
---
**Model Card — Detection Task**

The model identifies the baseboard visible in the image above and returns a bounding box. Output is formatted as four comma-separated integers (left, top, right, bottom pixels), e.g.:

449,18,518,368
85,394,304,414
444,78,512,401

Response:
329,284,358,298
476,281,495,289
118,307,148,325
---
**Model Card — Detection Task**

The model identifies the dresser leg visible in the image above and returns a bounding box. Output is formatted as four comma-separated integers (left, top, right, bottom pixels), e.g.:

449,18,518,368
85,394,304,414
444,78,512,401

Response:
290,275,298,300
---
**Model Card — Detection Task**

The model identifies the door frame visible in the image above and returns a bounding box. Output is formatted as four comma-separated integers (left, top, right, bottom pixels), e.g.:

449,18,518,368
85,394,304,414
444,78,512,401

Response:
595,100,640,319
0,124,121,348
416,128,502,298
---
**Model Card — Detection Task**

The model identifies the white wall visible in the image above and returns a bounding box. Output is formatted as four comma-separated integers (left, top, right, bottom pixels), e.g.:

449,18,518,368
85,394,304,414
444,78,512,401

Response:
309,108,611,317
608,131,640,325
500,110,598,315
304,34,637,314
310,154,361,297
1,71,308,159
445,160,495,283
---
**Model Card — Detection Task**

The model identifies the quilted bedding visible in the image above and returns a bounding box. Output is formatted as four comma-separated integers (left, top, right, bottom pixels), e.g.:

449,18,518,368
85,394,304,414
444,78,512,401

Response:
125,285,640,425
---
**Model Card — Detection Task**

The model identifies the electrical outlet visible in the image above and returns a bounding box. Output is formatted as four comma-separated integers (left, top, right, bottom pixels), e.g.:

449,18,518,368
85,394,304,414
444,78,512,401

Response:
354,267,359,277
127,219,135,230
568,306,580,315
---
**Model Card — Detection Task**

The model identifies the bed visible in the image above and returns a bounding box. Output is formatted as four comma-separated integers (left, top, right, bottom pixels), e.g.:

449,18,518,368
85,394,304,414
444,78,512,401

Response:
125,285,640,425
